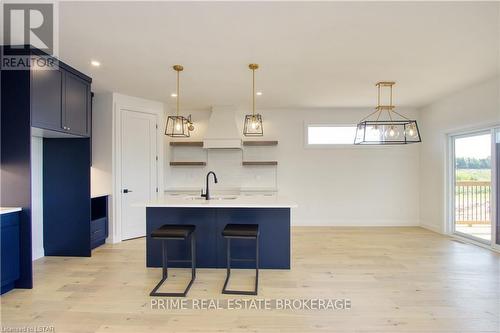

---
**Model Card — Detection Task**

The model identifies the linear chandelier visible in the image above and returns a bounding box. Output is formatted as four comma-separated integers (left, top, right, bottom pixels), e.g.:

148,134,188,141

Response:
165,65,194,137
354,81,421,145
243,63,263,136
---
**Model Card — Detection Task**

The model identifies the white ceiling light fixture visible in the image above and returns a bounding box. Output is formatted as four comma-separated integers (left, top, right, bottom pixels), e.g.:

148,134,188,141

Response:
354,81,421,145
165,65,194,137
90,60,100,67
243,63,263,137
171,93,177,97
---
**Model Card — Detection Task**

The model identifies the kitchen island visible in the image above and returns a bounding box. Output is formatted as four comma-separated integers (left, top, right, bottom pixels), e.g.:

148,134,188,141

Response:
145,194,297,269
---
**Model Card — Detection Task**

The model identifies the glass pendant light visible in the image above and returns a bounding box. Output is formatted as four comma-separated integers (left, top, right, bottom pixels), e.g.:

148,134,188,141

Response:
165,65,194,137
243,63,263,136
354,81,421,145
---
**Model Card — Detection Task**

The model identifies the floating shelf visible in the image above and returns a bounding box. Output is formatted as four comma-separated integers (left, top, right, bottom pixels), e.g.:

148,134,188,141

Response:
170,161,206,166
170,141,204,147
243,140,278,146
242,161,278,166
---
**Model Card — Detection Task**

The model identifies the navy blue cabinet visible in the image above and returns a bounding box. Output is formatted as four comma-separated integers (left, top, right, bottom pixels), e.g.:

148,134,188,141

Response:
43,139,91,257
31,66,63,131
146,208,291,269
64,71,91,136
31,55,91,137
1,45,93,291
1,212,20,295
91,195,109,249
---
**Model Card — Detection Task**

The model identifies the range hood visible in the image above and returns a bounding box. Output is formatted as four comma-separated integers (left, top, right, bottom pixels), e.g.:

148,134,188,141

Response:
203,106,242,149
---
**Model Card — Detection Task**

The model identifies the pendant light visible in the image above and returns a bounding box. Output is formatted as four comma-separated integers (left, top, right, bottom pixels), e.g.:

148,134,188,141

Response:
354,81,421,145
165,65,194,137
243,63,263,136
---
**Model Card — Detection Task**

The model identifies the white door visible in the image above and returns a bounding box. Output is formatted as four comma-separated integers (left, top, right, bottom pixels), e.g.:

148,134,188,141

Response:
120,109,157,240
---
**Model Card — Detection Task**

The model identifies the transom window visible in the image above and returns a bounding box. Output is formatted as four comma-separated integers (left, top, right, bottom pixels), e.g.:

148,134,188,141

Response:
306,125,357,145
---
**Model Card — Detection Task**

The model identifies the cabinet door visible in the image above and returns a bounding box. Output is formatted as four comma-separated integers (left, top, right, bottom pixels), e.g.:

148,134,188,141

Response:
64,71,90,136
31,66,63,131
1,213,20,286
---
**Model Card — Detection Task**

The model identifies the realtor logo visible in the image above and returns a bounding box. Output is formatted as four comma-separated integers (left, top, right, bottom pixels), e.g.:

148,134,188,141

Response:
3,3,54,54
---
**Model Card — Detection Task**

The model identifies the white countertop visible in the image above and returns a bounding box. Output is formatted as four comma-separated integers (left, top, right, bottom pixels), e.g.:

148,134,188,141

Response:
142,193,297,208
0,207,22,215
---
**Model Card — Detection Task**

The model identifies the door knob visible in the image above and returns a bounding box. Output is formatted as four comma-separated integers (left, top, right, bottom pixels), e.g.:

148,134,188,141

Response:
123,189,133,193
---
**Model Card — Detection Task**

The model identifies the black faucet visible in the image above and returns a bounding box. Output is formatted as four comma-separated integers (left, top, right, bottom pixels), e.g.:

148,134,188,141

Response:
201,171,218,200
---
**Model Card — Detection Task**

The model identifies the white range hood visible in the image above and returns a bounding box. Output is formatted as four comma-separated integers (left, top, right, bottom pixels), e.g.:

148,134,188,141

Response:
203,106,242,149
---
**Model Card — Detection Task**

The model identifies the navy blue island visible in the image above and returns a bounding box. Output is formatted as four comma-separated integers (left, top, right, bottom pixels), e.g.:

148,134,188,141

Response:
145,194,297,269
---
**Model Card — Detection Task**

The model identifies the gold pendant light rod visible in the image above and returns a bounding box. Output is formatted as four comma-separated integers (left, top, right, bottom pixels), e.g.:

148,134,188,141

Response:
173,65,183,117
249,63,258,116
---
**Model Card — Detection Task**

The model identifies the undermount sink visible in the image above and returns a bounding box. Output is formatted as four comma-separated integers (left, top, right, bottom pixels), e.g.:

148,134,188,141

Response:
184,195,238,201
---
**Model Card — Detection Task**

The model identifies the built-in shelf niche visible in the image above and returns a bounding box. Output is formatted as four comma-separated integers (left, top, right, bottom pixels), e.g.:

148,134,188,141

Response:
241,140,278,167
169,141,207,166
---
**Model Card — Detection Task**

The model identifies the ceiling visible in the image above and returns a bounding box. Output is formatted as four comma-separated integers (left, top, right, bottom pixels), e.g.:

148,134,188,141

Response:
58,1,499,110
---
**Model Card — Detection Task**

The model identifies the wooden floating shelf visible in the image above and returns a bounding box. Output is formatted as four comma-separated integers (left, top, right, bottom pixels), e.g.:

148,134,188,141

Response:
169,161,206,166
242,161,278,166
243,140,278,146
170,141,204,147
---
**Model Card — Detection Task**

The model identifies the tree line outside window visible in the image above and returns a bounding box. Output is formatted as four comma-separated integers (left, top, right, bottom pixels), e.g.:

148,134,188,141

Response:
455,157,491,169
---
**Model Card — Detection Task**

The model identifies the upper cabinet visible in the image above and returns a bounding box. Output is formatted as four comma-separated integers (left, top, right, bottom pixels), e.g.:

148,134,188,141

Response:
31,67,63,131
31,56,91,137
64,71,91,136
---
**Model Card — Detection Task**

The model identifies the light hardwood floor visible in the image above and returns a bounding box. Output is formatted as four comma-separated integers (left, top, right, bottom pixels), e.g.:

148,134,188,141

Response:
1,227,499,333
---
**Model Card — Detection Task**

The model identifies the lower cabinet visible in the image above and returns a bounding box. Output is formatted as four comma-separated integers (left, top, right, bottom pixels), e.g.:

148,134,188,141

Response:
1,212,20,295
91,196,109,249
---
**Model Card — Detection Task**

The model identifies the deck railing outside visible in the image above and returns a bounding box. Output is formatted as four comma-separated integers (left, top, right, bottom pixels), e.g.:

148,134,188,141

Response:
455,181,491,225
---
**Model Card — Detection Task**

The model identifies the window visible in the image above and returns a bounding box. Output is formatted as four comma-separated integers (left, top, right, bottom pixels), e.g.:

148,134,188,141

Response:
306,125,357,145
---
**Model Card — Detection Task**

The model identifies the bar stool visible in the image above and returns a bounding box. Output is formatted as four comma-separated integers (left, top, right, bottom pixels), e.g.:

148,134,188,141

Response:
149,224,196,297
221,224,259,295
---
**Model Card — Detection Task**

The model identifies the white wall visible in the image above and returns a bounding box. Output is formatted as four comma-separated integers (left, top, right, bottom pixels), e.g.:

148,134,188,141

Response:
419,76,500,233
31,136,44,260
165,107,421,226
91,93,113,197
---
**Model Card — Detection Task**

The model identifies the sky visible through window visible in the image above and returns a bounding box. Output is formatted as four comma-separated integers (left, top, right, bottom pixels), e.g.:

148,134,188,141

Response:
455,133,491,159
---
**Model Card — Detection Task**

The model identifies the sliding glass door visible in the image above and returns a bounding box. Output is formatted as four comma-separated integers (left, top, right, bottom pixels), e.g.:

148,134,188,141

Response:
451,131,493,243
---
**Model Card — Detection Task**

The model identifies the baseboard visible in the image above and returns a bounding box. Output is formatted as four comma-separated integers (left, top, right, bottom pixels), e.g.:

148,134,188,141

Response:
32,247,45,261
420,223,443,234
291,219,420,227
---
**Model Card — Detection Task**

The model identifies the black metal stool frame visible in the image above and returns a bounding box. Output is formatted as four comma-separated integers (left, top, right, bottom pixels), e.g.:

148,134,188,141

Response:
222,234,259,295
150,233,196,297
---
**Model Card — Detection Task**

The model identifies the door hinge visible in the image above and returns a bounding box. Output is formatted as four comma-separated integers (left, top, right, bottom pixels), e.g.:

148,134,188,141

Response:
156,156,158,161
156,187,158,193
156,124,158,129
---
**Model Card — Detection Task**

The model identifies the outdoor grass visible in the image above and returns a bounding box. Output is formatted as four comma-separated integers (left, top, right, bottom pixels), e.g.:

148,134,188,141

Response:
455,169,491,181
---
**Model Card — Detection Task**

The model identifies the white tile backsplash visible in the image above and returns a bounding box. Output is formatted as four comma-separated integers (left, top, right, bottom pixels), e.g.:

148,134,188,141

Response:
165,145,277,191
